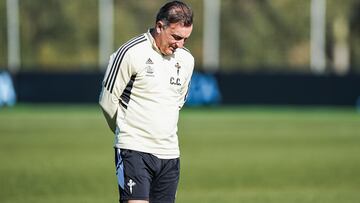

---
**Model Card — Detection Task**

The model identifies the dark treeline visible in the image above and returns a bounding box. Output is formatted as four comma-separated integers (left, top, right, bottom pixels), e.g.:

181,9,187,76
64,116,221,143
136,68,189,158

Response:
0,0,360,73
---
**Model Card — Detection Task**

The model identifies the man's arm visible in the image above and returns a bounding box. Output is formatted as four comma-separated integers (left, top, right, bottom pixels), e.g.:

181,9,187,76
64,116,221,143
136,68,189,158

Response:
99,86,119,133
179,56,195,109
99,51,134,133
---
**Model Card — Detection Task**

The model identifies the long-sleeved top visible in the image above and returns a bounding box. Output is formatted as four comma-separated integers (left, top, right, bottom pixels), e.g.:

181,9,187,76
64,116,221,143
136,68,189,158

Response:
99,30,194,159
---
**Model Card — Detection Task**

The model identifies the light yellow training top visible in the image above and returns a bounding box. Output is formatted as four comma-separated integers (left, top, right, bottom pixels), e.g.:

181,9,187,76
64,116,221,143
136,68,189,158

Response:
99,30,194,159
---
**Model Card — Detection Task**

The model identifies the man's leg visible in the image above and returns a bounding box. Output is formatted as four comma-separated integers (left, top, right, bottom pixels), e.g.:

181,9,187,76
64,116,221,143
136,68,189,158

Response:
150,158,180,203
116,149,155,203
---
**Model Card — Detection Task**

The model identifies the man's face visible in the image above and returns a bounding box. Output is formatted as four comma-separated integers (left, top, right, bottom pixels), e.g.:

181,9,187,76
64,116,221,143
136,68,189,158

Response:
155,22,193,55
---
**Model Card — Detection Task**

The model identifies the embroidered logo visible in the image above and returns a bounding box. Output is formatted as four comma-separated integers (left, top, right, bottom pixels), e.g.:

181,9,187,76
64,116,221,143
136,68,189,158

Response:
175,62,181,75
127,179,136,194
145,58,155,76
146,58,154,64
145,66,155,77
146,66,154,74
170,77,181,86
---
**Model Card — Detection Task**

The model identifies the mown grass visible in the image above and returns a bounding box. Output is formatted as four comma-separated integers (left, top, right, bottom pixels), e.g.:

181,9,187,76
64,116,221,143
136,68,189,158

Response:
0,105,359,203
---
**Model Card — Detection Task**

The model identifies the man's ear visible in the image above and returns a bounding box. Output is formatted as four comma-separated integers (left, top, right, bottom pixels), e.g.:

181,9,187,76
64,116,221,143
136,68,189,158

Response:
156,21,164,33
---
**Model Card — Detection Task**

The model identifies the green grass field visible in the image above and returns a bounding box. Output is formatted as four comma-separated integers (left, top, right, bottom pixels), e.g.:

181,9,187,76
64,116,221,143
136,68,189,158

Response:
1,105,360,203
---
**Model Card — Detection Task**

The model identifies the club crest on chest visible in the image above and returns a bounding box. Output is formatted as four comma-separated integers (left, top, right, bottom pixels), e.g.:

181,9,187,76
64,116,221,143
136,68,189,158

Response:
175,62,181,76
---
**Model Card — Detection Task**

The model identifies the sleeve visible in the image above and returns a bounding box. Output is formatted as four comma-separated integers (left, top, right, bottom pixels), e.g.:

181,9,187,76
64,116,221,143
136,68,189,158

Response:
99,50,134,133
178,55,195,109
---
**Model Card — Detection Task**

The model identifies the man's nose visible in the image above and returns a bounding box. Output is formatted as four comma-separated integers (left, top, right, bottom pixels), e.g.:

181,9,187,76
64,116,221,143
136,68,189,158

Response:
175,40,184,48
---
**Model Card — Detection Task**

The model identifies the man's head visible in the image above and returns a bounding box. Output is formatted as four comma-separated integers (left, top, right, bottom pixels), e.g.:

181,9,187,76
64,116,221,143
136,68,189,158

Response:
153,1,193,55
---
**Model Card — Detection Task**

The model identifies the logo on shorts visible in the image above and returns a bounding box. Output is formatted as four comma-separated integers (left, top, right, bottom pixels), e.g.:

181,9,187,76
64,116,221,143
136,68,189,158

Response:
127,179,136,194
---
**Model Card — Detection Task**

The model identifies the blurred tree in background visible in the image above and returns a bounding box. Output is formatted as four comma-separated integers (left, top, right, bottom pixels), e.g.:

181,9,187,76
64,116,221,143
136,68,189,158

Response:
221,0,311,72
19,0,98,70
0,0,359,73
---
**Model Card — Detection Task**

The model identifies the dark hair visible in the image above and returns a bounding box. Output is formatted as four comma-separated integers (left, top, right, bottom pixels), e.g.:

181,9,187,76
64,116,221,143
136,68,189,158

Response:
156,1,193,27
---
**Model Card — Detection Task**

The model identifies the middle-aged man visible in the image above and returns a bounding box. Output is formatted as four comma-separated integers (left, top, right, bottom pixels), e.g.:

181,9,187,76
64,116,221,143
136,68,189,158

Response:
99,1,194,203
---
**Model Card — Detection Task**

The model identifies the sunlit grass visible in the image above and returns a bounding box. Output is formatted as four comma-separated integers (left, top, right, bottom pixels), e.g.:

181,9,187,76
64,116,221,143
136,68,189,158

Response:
1,105,359,203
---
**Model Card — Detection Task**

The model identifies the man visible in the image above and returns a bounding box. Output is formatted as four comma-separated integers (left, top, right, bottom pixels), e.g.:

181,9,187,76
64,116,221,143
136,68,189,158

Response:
99,1,194,203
